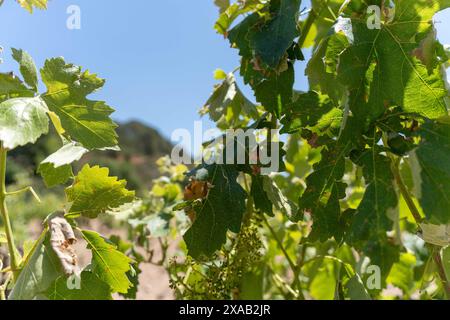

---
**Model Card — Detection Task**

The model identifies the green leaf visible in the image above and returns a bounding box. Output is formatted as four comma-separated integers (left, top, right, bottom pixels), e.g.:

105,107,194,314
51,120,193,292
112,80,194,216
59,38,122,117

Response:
38,163,73,188
262,175,298,220
308,258,339,300
46,271,112,300
0,97,49,150
227,6,298,117
306,32,348,103
41,57,118,150
239,264,265,300
201,72,258,129
410,117,450,224
251,175,274,216
9,232,63,300
17,0,48,12
348,145,400,276
214,0,230,13
81,230,132,294
120,265,141,300
0,73,34,102
228,13,261,57
304,0,347,48
214,0,262,35
66,165,135,219
345,275,371,300
419,223,450,246
184,164,247,258
0,232,6,243
305,255,370,300
337,0,450,120
11,48,38,91
215,4,242,35
249,0,301,68
386,253,417,294
254,63,295,117
308,184,348,243
281,91,342,135
299,142,350,220
38,142,88,187
42,141,88,167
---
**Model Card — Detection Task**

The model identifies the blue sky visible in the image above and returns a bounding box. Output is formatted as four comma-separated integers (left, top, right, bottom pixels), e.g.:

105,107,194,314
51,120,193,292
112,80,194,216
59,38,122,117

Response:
0,0,449,142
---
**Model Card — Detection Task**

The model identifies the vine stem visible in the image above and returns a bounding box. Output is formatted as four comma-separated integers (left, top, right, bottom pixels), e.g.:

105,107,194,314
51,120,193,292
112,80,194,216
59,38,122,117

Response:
391,160,450,298
390,158,423,224
297,8,317,49
432,247,450,300
261,214,297,279
0,142,20,280
262,215,305,300
384,138,450,299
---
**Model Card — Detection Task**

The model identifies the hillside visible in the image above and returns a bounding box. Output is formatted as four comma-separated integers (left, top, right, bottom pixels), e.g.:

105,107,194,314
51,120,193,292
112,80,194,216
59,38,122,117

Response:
7,121,173,193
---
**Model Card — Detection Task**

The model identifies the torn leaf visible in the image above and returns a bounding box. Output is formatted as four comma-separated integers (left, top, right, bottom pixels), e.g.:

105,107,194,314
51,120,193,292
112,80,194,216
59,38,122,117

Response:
48,216,79,276
418,223,450,247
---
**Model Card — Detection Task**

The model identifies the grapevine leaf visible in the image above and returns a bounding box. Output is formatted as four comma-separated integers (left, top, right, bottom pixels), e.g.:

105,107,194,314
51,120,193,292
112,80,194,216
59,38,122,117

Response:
227,7,297,117
46,272,112,300
228,13,261,57
410,117,450,224
38,142,88,187
107,236,141,300
345,275,372,300
215,4,242,35
306,32,349,103
303,0,347,48
239,263,265,300
0,73,34,102
308,184,348,243
9,232,63,300
386,253,416,294
254,63,295,117
214,0,262,35
281,91,342,135
65,165,135,219
300,136,355,242
41,57,118,150
184,164,247,258
262,175,298,220
348,146,400,276
299,142,351,220
38,164,73,188
251,175,274,216
419,223,450,246
17,0,48,13
307,257,339,300
120,265,141,300
11,48,38,91
248,0,301,68
214,0,230,13
81,230,132,294
201,72,259,129
337,0,450,121
0,97,49,150
40,141,88,167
